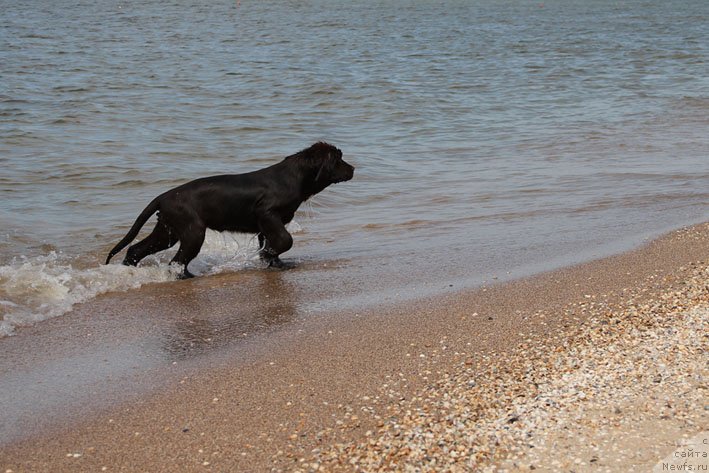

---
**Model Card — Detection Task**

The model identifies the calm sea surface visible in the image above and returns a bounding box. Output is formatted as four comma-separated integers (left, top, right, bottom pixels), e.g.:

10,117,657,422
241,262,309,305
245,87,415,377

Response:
1,0,708,335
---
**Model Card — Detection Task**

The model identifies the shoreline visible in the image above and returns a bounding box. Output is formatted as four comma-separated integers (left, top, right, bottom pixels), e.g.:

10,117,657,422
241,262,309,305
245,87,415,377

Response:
1,222,708,472
313,230,708,472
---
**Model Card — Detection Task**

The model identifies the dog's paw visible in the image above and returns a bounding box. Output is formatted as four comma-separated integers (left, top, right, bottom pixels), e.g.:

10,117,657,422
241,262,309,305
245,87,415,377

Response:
267,258,297,270
176,270,195,280
268,257,285,269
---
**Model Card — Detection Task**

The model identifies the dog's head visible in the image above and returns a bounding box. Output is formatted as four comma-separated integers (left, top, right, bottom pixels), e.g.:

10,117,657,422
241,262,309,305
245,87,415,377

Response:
307,142,355,185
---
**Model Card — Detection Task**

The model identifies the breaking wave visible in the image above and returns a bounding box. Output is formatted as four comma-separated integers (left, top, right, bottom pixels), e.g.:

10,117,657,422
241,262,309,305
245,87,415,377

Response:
0,224,302,336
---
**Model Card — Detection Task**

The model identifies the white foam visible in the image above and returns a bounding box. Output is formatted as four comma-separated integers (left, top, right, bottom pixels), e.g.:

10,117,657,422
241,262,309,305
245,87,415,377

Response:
0,252,180,337
183,224,302,276
0,223,304,337
186,229,263,275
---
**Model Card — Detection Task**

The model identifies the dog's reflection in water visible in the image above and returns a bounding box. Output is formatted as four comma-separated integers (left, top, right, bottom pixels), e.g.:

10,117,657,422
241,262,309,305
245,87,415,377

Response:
161,271,297,360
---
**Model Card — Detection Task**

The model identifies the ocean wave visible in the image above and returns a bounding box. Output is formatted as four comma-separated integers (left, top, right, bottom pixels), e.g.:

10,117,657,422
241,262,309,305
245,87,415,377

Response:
0,252,180,337
0,224,303,336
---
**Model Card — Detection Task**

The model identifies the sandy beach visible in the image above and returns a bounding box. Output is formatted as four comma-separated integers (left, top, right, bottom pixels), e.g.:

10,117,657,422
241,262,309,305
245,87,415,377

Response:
3,0,708,471
1,222,708,472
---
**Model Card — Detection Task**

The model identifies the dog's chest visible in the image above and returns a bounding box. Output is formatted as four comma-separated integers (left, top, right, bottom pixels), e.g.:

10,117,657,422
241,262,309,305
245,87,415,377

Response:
277,208,297,224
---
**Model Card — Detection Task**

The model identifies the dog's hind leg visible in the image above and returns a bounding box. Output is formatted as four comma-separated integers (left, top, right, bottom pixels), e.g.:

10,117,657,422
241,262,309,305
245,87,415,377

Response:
123,220,178,266
170,224,206,279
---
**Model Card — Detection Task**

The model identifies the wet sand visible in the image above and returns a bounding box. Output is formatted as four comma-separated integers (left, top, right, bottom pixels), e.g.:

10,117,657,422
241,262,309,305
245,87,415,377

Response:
1,223,708,472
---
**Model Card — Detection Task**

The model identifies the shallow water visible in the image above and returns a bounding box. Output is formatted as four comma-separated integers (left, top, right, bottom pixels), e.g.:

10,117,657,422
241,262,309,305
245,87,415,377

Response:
1,0,708,334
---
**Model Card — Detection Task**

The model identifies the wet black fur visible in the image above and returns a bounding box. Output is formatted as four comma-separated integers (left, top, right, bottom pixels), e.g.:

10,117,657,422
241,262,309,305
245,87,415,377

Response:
105,142,354,278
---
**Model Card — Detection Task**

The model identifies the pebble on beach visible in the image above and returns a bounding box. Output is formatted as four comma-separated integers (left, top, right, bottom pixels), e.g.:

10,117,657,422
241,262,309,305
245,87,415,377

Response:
304,262,708,472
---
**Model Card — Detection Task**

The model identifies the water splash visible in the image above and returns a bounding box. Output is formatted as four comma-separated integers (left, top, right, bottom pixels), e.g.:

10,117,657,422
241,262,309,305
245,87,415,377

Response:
0,252,180,336
0,225,305,336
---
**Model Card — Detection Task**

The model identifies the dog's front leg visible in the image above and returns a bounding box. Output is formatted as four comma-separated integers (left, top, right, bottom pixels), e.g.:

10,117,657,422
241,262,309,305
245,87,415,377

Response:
257,234,279,266
257,215,293,269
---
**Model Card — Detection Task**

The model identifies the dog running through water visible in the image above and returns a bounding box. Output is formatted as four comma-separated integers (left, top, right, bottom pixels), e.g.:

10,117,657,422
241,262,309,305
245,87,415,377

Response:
105,142,354,278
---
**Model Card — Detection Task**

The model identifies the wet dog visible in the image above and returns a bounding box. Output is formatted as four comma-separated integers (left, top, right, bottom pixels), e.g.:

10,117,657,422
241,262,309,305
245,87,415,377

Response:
105,142,354,278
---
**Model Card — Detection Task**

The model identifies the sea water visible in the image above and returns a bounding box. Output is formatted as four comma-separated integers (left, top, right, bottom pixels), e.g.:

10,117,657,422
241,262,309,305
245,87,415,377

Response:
1,0,708,335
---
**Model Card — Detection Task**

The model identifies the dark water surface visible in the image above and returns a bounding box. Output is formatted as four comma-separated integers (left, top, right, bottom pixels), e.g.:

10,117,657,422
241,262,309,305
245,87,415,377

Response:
1,0,708,334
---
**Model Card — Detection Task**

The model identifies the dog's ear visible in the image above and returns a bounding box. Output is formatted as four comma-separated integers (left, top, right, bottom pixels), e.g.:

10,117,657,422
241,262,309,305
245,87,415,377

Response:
310,142,339,182
314,150,337,182
325,147,343,163
315,157,331,182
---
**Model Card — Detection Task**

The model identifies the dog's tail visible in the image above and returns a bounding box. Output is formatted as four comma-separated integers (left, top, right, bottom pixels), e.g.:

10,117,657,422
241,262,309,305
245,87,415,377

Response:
105,198,161,265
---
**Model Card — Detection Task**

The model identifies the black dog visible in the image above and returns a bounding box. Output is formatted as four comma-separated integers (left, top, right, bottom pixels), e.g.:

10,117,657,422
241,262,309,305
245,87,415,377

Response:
105,142,354,279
